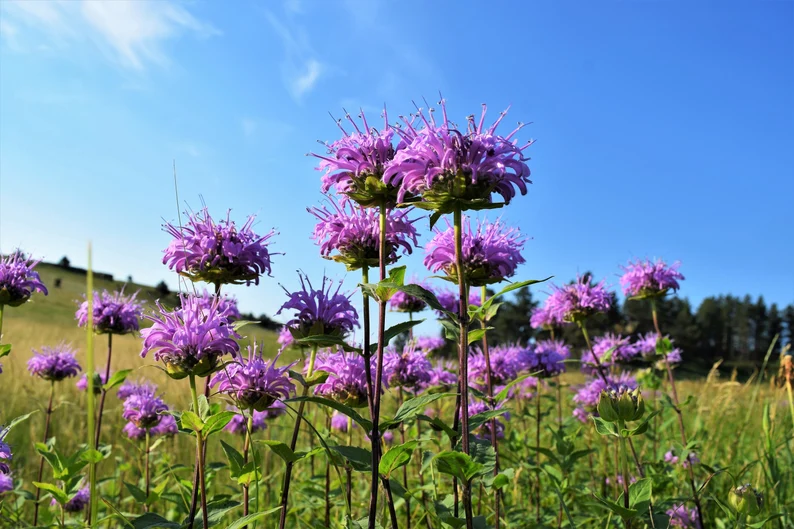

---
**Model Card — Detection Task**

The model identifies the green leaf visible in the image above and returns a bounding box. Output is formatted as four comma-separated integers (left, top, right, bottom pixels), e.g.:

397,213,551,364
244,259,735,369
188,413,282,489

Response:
371,319,425,352
622,410,661,437
591,416,619,437
482,277,553,311
203,411,236,436
103,369,132,391
305,370,330,387
226,508,283,529
259,440,302,464
492,473,510,490
467,328,493,345
329,445,373,472
593,493,638,519
180,411,204,433
628,478,652,507
747,514,783,528
379,441,418,478
34,444,63,475
494,373,533,403
0,343,11,358
197,395,210,419
468,408,510,432
220,440,245,477
416,414,458,438
33,482,68,505
387,392,455,427
130,512,181,529
295,335,361,353
81,449,104,464
6,410,37,431
434,451,484,483
124,482,148,503
146,478,169,505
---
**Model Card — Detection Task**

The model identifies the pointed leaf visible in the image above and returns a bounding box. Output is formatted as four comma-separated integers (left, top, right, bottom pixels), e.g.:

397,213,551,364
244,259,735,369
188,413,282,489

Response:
379,441,418,478
33,482,68,505
103,369,132,391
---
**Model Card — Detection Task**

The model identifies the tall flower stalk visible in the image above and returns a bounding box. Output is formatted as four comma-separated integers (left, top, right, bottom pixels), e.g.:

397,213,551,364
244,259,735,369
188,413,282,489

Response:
478,285,501,528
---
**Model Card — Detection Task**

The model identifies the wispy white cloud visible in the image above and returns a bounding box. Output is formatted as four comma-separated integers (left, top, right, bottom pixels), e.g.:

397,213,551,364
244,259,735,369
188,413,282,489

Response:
0,0,219,70
264,10,324,102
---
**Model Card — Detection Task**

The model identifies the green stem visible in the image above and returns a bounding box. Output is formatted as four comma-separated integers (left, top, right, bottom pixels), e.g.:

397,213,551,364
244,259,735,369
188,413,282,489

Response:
453,206,473,529
144,430,151,512
479,285,501,529
84,246,97,527
189,375,209,529
242,412,253,527
618,421,631,527
33,382,55,526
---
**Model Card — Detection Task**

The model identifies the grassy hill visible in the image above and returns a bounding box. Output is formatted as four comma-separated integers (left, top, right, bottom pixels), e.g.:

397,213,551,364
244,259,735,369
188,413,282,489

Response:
1,262,284,478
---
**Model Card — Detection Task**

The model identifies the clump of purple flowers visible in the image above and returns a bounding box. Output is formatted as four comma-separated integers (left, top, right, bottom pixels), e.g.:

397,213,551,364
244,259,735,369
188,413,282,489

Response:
313,109,407,207
530,304,563,330
118,380,158,400
53,486,90,513
384,343,432,391
277,326,295,350
331,411,355,433
194,289,241,320
384,100,532,212
469,344,525,389
620,258,684,299
76,289,142,334
210,344,295,411
163,208,277,286
0,426,12,494
665,449,700,469
123,392,168,430
633,332,683,367
123,415,178,440
581,333,639,374
424,218,526,286
277,274,359,343
141,294,240,379
0,251,48,307
309,198,418,270
76,370,108,395
313,348,371,407
389,279,429,313
524,339,568,378
666,504,701,528
423,360,458,391
572,372,638,422
225,408,268,435
28,344,81,382
412,335,446,353
545,275,613,324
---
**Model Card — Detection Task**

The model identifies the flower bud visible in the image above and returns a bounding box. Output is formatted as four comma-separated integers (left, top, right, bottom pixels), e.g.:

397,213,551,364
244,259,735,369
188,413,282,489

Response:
617,388,645,421
597,390,620,423
729,484,763,516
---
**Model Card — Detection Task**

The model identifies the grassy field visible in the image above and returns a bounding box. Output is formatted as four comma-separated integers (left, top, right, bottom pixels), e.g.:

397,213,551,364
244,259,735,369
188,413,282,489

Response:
2,264,793,528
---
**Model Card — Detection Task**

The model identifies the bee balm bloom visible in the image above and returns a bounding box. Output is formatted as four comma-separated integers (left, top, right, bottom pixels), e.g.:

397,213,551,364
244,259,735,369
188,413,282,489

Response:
385,100,533,213
620,258,684,299
277,274,359,344
210,344,295,411
163,208,277,286
0,251,48,307
545,275,612,324
141,294,240,379
27,344,81,382
76,289,142,335
424,218,526,287
383,343,433,391
313,349,371,408
309,198,418,270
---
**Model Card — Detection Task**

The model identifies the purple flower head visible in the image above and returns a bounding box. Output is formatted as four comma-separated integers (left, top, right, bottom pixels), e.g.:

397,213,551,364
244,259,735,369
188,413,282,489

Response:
314,348,371,407
76,370,108,395
545,275,613,324
424,218,526,287
572,372,638,422
210,343,295,411
469,344,525,389
331,411,355,433
466,400,509,440
309,198,419,270
389,278,430,313
163,208,277,286
515,376,540,400
194,289,241,320
581,334,639,374
76,289,142,335
423,360,457,391
277,326,296,350
412,335,446,353
667,504,701,528
384,343,432,391
605,475,637,487
0,251,48,307
123,415,178,440
57,486,89,512
620,259,684,299
141,294,240,379
117,380,157,400
634,333,683,367
664,450,679,465
384,100,533,212
224,408,267,435
27,344,81,382
0,473,11,494
0,426,11,464
530,305,563,330
435,288,481,318
277,274,359,343
312,109,407,207
122,392,168,429
525,339,568,378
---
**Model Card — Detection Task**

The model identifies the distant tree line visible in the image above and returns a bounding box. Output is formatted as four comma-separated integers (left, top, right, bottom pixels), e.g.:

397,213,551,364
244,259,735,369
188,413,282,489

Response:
485,286,793,373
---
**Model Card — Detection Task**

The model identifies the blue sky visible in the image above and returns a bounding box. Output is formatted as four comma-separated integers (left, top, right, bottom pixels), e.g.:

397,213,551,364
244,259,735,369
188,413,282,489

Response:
1,0,792,333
